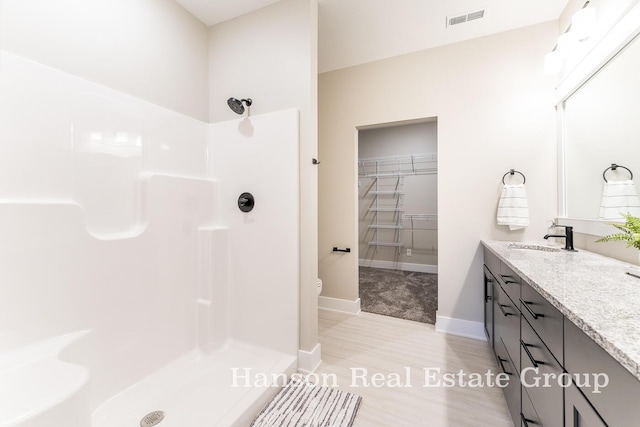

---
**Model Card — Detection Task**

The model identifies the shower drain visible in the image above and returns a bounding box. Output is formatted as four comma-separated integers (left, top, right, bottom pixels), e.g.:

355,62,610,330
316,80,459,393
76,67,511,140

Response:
140,410,165,427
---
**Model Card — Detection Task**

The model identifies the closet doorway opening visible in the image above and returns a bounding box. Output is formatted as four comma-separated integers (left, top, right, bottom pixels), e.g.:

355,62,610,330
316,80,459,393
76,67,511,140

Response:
357,118,438,324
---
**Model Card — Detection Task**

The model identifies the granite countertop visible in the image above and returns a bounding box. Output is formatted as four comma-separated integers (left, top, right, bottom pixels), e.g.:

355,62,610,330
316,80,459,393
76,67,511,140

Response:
481,240,640,381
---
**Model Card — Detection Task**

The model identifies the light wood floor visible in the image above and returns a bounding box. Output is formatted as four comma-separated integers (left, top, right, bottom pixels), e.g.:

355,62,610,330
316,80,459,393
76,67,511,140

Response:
316,310,513,427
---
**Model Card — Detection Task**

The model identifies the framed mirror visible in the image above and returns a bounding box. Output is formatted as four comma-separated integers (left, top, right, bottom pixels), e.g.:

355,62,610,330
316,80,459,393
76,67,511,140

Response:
557,1,640,236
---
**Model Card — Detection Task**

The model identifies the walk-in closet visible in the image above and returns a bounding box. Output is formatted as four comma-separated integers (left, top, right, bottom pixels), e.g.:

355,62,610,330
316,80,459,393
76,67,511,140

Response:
357,119,438,324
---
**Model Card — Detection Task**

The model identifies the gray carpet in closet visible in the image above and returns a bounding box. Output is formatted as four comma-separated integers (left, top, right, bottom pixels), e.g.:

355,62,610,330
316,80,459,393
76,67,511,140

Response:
359,267,438,324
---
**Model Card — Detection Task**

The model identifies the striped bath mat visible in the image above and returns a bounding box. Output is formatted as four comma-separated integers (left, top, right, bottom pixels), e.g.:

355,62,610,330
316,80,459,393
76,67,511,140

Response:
250,377,362,427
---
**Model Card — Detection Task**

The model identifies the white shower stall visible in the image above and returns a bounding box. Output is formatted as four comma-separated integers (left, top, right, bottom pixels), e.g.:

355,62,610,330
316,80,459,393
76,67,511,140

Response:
0,49,299,426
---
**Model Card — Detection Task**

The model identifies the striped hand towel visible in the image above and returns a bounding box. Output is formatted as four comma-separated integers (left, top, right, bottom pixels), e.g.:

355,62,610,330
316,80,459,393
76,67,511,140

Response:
497,184,529,230
598,180,640,220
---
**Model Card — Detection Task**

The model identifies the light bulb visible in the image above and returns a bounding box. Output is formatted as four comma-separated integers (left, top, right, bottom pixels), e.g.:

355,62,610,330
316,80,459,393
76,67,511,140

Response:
572,6,596,41
544,50,563,75
556,32,578,56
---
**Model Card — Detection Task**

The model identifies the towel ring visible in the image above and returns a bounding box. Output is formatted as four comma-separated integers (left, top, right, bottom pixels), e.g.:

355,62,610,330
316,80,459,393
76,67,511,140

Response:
603,163,633,183
502,169,526,185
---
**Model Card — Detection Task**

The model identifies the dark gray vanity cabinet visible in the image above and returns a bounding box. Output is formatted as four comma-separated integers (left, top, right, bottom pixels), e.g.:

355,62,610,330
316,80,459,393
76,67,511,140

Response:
484,247,521,427
484,248,562,427
484,255,563,427
484,244,640,427
565,319,640,426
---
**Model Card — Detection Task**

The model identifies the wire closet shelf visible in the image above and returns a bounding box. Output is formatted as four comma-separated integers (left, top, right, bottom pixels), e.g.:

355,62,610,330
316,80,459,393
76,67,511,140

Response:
359,153,438,253
358,153,437,177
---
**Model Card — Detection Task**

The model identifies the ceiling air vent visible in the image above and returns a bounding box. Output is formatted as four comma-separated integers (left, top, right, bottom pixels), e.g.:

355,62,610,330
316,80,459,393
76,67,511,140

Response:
447,9,486,27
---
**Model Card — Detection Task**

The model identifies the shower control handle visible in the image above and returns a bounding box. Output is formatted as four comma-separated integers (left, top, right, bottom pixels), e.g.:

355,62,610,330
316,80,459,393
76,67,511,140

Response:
238,192,255,212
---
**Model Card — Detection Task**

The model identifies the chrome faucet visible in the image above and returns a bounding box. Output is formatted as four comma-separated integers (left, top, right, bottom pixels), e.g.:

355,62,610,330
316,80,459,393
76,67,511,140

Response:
544,225,576,251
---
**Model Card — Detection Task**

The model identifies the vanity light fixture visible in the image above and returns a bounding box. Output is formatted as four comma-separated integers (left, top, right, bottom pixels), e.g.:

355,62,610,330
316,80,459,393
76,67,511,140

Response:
544,1,596,75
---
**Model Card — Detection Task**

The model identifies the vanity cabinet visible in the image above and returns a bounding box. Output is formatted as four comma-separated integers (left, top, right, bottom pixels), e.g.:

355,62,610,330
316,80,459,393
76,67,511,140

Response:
484,250,562,427
483,244,640,427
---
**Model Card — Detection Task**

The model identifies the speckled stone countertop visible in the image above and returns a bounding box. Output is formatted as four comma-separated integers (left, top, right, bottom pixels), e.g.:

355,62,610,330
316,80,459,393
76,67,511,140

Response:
482,240,640,381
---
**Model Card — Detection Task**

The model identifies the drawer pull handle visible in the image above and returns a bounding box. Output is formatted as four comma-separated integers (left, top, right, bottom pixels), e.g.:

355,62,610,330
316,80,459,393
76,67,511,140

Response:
520,413,536,427
498,303,512,317
485,295,492,302
496,355,512,376
521,340,545,368
520,299,544,319
500,275,518,284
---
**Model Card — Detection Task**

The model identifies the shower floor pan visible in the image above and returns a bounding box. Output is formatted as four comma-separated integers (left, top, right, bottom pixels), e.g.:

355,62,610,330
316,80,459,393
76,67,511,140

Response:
92,342,296,427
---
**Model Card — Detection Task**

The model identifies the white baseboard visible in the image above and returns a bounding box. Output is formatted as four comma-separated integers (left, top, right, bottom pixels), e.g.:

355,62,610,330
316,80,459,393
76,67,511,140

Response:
318,296,361,315
297,343,322,374
359,259,438,274
435,313,486,341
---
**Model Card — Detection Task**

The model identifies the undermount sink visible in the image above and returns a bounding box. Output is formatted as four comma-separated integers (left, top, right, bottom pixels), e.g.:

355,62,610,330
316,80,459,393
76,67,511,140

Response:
507,243,562,252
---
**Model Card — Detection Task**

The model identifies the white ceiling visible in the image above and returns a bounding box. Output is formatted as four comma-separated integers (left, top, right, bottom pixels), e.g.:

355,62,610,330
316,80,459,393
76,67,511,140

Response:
173,0,282,26
174,0,570,73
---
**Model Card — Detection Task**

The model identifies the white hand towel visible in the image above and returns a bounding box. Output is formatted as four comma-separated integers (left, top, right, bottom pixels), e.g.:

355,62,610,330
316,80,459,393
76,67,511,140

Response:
598,180,640,220
497,184,529,230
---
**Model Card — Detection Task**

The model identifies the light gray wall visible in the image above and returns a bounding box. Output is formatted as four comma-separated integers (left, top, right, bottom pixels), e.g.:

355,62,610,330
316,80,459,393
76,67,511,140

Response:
319,22,558,326
0,0,209,121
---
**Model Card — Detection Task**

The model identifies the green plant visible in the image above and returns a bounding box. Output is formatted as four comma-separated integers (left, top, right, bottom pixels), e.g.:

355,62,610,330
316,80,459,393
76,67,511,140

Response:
596,213,640,250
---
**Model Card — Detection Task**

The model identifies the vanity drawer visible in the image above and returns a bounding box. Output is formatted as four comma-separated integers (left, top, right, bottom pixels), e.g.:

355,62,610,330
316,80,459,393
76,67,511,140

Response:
521,388,542,427
520,318,563,427
520,281,563,364
499,262,521,305
496,337,521,427
484,246,500,277
494,283,520,372
565,319,640,425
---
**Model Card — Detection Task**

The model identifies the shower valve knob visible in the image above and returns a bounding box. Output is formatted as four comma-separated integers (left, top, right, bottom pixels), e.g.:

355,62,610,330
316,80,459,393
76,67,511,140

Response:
238,192,255,212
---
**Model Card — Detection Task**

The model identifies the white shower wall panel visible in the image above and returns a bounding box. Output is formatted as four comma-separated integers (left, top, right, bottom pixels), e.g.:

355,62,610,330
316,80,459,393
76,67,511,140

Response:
208,110,299,357
0,49,300,426
0,51,209,230
0,51,219,413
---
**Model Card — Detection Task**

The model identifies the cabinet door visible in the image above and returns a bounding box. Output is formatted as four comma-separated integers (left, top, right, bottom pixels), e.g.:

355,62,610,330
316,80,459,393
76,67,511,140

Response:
565,319,640,425
483,266,494,345
565,383,607,427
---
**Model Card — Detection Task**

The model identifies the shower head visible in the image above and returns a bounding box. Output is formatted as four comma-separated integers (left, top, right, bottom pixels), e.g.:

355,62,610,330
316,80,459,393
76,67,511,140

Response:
227,97,252,115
